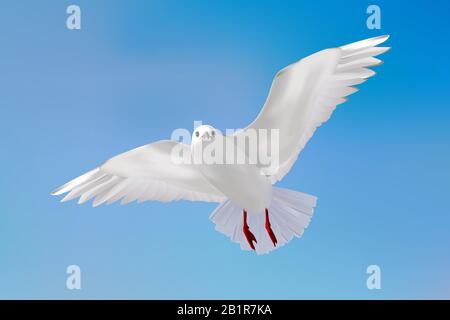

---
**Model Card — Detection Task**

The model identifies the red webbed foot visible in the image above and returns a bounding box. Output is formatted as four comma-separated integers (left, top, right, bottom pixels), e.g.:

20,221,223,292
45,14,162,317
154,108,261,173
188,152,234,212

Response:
243,210,257,250
265,208,278,247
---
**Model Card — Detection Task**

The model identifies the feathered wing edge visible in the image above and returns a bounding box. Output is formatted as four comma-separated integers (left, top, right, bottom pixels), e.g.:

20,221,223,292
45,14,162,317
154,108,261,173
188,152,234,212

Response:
270,35,390,183
51,167,225,207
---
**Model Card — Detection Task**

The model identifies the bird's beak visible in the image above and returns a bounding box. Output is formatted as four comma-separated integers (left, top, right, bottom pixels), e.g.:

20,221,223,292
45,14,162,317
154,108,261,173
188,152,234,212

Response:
202,132,211,139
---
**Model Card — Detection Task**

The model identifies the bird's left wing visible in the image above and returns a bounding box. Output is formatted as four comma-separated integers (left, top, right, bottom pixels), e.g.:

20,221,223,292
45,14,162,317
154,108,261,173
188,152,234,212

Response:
52,140,226,206
235,35,390,183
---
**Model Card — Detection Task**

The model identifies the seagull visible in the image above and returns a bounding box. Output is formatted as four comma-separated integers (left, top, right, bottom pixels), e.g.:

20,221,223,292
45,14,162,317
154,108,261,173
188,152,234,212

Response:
52,35,390,254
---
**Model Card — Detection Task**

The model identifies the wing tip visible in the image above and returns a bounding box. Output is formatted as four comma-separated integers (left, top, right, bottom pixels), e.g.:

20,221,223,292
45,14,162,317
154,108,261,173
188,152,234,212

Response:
50,167,101,197
340,34,391,52
92,201,102,208
51,188,63,196
92,196,111,207
377,34,390,42
365,34,390,44
51,183,71,196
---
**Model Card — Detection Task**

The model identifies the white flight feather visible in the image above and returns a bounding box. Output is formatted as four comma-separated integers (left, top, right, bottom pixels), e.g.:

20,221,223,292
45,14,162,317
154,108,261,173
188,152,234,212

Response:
235,35,390,183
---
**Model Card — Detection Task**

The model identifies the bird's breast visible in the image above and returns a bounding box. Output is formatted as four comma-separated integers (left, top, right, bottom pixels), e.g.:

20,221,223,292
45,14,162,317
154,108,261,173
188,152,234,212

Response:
197,161,272,213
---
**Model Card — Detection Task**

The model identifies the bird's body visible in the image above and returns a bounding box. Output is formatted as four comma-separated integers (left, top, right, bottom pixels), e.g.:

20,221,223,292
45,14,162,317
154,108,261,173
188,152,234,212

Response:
53,35,390,254
191,127,272,213
196,161,272,214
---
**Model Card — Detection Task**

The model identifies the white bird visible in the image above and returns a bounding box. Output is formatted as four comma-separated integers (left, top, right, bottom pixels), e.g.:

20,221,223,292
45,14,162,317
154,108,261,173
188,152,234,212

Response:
52,35,390,254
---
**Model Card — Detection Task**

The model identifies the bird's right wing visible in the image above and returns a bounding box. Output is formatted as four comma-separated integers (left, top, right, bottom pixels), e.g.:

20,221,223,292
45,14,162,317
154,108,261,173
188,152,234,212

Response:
52,140,226,206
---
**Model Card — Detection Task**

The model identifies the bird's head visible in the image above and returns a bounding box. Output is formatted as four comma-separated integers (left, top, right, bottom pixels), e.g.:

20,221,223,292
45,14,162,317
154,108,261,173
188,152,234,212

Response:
191,125,219,144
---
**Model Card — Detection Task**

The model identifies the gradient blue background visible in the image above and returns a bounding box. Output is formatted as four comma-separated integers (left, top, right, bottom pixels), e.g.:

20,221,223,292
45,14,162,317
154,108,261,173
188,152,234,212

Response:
1,0,449,299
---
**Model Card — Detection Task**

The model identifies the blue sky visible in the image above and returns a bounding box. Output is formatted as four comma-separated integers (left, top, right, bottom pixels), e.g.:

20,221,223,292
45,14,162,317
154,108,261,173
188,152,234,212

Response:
0,0,449,299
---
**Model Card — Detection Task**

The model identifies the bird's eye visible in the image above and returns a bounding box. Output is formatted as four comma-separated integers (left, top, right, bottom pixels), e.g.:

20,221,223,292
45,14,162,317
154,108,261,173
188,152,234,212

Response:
211,131,215,136
195,131,199,138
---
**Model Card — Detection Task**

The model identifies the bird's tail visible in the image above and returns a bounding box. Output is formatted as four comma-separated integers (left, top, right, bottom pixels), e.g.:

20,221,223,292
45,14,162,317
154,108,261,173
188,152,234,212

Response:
209,187,317,254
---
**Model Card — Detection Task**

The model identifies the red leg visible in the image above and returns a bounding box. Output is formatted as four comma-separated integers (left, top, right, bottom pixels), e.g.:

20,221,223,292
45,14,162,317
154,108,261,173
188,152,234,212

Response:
265,208,278,247
243,210,257,250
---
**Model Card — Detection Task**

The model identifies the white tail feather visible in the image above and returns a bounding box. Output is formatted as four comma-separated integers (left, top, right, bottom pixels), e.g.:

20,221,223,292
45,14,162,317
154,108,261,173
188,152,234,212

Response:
210,187,317,254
